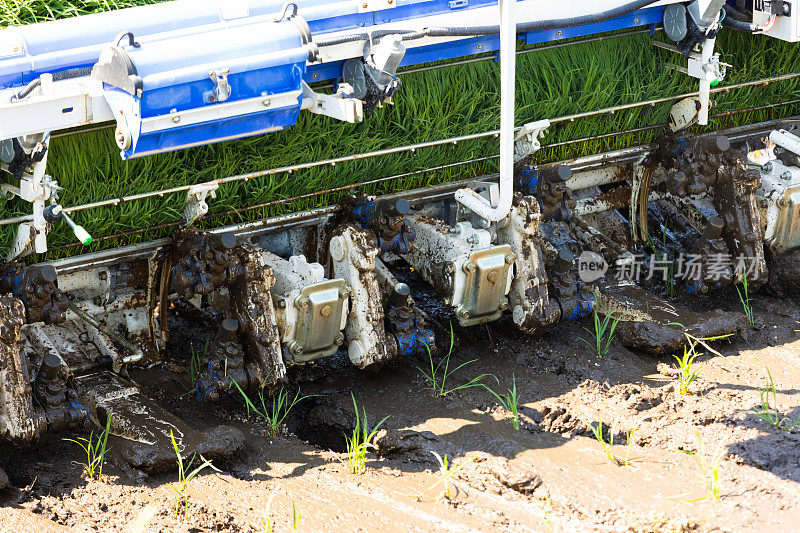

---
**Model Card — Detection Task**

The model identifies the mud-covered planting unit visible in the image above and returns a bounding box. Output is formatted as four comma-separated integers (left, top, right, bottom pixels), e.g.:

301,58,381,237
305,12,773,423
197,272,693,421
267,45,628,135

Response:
2,0,800,480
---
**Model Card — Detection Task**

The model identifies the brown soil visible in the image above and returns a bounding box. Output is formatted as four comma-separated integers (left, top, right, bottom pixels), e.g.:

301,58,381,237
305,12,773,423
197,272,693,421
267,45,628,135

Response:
3,286,800,532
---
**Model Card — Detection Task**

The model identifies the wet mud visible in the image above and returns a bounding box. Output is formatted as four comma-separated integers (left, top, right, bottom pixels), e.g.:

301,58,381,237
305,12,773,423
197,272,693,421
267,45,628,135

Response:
2,284,800,531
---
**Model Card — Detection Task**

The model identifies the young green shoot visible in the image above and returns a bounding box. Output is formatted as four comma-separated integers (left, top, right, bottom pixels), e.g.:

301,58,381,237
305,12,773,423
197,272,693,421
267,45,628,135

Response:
259,488,279,533
232,381,317,438
291,500,302,532
168,430,218,519
735,275,755,327
580,309,621,357
673,346,702,395
418,451,469,501
482,375,522,430
683,433,723,502
63,408,113,481
418,324,494,397
340,394,389,475
754,368,800,430
583,420,636,467
187,340,207,388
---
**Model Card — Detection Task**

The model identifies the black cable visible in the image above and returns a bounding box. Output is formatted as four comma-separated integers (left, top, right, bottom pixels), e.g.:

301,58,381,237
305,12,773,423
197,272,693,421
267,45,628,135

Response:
11,66,94,102
721,7,760,32
316,0,663,47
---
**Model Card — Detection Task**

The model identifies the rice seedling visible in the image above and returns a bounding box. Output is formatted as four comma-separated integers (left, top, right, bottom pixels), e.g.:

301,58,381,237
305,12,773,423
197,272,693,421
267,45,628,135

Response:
735,276,755,327
340,394,389,475
754,368,800,431
580,309,621,357
232,381,317,438
583,420,636,467
183,340,208,396
682,433,723,502
168,430,218,519
418,325,494,397
258,488,279,533
63,408,113,480
672,346,702,395
417,451,469,501
291,500,302,532
482,375,522,430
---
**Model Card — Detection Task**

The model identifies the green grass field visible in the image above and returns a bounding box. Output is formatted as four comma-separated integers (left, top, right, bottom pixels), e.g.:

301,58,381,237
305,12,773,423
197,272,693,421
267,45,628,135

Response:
1,1,799,260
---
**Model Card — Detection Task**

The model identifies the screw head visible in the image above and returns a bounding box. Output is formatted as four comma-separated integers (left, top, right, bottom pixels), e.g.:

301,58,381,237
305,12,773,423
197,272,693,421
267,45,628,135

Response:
334,335,345,345
362,1,368,7
459,309,471,318
781,171,793,180
293,344,304,355
320,305,333,318
505,254,516,264
464,262,477,273
763,161,774,172
339,289,349,300
500,300,509,311
487,271,498,283
277,299,287,309
262,99,271,107
296,298,310,309
172,115,181,124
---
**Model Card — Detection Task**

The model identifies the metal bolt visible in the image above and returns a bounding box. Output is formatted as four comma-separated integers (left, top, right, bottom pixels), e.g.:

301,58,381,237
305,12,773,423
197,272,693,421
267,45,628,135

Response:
296,298,310,309
262,99,271,107
467,234,479,244
763,161,774,172
313,73,318,79
477,44,482,50
277,299,287,309
334,335,345,345
459,309,471,318
505,254,516,264
779,198,788,207
449,227,459,234
634,17,640,23
487,271,498,283
339,289,349,299
556,30,562,37
780,171,793,180
320,305,332,318
292,344,304,355
464,262,476,273
172,115,181,124
362,1,368,7
500,301,509,310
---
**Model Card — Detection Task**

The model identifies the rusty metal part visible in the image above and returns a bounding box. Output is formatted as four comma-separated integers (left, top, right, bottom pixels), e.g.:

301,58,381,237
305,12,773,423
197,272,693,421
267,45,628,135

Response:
538,166,575,222
330,225,397,368
0,295,44,442
170,228,285,388
656,133,767,286
549,248,594,322
170,228,242,298
683,216,732,294
374,258,435,358
196,318,257,402
497,195,560,333
0,264,69,325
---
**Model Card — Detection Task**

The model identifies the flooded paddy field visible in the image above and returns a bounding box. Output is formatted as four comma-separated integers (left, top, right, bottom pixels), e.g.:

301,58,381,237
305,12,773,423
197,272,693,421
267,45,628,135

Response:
2,283,800,532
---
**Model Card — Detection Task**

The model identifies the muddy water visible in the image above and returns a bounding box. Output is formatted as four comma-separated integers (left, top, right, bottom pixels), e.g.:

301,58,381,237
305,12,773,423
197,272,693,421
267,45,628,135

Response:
2,288,800,531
